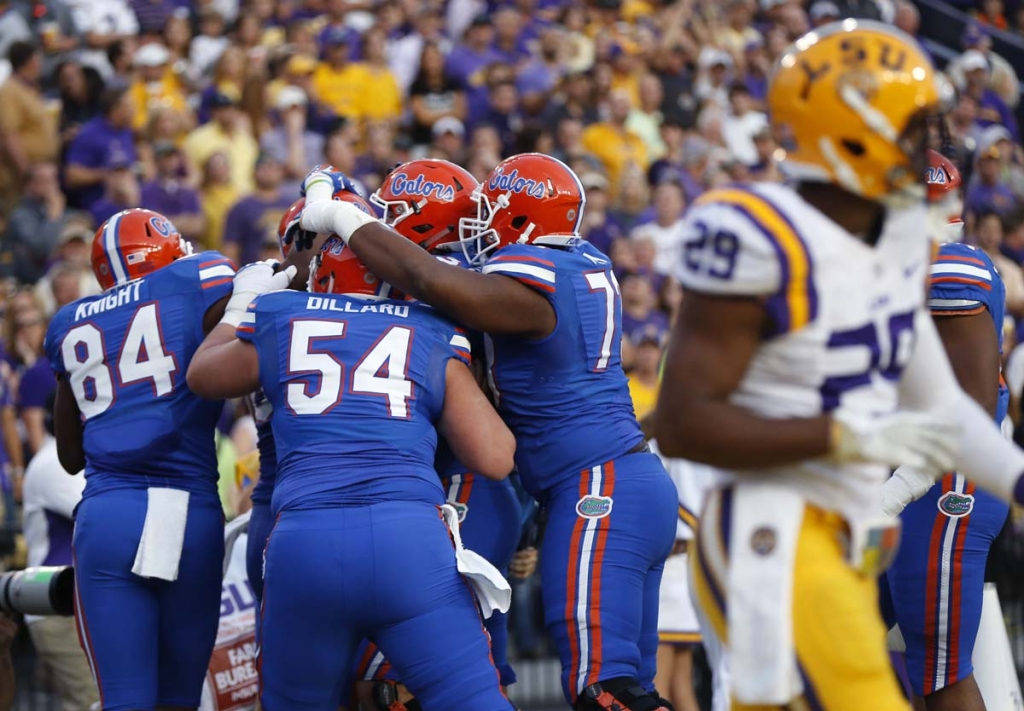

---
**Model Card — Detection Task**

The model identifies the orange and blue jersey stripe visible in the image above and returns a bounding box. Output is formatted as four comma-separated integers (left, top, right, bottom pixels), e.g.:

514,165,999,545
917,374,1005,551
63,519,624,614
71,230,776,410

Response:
695,188,817,336
72,546,104,706
449,328,472,365
482,254,557,293
922,473,974,694
236,302,257,337
199,257,236,290
564,461,615,702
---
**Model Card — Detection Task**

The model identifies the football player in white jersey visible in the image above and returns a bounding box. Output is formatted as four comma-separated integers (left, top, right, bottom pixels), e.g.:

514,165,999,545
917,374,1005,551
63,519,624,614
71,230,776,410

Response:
656,20,1024,711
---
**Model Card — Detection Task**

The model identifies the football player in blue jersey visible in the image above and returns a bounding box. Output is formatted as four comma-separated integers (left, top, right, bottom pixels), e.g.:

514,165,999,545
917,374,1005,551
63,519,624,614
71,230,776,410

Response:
298,155,678,711
186,192,517,711
43,208,284,711
882,151,1011,711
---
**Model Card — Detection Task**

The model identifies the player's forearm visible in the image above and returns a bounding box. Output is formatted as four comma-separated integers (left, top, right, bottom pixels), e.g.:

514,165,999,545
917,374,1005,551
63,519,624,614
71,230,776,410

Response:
54,379,85,474
654,398,832,468
187,324,249,399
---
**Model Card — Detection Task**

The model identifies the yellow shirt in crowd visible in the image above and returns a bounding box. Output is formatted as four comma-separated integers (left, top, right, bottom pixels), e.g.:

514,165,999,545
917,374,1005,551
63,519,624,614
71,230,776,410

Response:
581,122,648,194
627,375,658,422
129,72,190,133
312,62,375,120
183,123,258,195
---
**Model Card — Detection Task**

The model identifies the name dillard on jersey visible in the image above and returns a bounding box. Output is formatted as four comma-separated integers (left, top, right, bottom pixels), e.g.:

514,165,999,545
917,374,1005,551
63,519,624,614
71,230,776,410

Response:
74,281,143,321
306,296,410,318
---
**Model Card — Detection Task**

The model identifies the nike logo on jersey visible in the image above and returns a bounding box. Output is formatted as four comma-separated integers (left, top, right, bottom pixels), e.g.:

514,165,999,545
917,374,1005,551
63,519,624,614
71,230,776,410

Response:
583,253,608,265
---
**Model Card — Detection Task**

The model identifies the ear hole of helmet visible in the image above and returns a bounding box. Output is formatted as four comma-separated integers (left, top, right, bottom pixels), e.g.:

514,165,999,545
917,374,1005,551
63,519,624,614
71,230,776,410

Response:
411,224,433,234
841,139,866,157
510,215,528,230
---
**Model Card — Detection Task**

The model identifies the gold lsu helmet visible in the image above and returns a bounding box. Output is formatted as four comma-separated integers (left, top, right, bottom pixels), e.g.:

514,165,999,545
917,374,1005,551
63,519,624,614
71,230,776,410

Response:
768,20,953,206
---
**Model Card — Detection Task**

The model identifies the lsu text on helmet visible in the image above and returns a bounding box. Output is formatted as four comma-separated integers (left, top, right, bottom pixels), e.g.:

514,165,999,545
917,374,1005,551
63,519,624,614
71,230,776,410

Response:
768,20,953,206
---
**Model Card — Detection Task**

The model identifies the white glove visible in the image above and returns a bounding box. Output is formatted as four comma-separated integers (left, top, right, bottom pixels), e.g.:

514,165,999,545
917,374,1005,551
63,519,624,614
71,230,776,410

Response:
300,199,377,244
221,260,298,328
300,169,337,205
880,465,940,517
829,408,959,473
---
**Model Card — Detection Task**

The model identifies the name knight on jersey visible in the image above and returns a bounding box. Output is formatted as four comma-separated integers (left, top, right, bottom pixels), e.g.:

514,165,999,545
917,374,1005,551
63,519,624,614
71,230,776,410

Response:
73,280,143,321
305,296,410,317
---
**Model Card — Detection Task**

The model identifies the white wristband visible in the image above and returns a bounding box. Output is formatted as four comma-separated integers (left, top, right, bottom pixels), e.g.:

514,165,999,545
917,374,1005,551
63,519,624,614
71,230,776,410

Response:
220,309,245,329
304,174,334,205
301,201,378,244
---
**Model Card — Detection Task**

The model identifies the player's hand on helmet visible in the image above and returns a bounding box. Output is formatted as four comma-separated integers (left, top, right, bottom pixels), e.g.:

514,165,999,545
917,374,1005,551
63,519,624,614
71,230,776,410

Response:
222,259,298,327
880,465,939,517
828,408,959,473
300,197,378,243
300,166,362,202
280,210,317,253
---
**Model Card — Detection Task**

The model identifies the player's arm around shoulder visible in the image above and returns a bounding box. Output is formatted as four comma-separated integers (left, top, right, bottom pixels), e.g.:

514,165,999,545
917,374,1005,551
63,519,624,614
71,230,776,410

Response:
433,313,513,479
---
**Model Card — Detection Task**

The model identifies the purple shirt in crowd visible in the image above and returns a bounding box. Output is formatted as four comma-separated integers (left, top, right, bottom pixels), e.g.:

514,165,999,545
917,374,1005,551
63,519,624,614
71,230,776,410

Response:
965,180,1018,216
140,180,202,220
222,192,294,266
64,117,137,209
19,357,55,411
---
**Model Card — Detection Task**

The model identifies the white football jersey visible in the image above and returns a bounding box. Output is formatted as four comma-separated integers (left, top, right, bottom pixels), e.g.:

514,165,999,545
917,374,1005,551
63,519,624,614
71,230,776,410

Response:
674,182,932,523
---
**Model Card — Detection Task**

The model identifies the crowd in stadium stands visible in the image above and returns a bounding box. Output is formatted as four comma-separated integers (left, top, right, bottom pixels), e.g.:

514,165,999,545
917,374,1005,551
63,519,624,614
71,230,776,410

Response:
0,0,1023,703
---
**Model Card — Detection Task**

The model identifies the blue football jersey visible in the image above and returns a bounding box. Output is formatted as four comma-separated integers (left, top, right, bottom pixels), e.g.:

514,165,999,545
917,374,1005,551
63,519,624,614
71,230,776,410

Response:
43,252,235,496
480,242,644,498
236,290,473,512
248,388,276,506
928,242,1008,423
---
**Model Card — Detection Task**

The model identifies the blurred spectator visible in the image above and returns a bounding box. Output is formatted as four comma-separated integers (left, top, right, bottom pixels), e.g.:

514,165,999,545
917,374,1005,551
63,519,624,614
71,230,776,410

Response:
694,48,732,111
388,9,450,95
975,0,1008,30
717,0,762,55
979,125,1024,199
620,271,669,343
723,82,768,166
104,37,136,89
579,171,625,254
0,0,32,62
65,0,140,78
190,8,229,77
9,289,52,457
198,45,245,124
88,160,140,226
353,121,403,191
198,151,237,250
491,6,529,67
975,211,1024,315
893,1,922,42
34,222,97,317
361,27,402,124
24,0,80,72
630,180,686,274
966,144,1018,218
161,10,192,68
815,0,883,20
947,24,1020,110
0,42,58,210
261,86,325,181
55,60,103,148
445,15,501,119
955,50,1019,141
128,42,192,134
429,117,467,163
409,42,467,147
140,142,205,242
516,23,565,117
130,0,183,37
626,325,665,422
583,88,648,197
478,66,524,156
626,74,666,159
64,86,137,210
809,1,841,27
183,90,257,195
220,153,291,266
313,28,370,124
4,162,70,284
947,92,985,159
543,70,599,129
23,391,96,711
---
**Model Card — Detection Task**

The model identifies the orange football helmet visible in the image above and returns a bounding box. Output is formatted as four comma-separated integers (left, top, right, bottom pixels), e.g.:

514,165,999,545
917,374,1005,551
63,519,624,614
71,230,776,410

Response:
459,153,585,266
91,208,192,291
277,199,302,259
925,149,964,242
371,159,479,252
307,192,393,298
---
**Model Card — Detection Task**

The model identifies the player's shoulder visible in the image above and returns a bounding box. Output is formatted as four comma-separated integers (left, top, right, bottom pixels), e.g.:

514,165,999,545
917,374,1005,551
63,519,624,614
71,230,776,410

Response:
158,250,235,287
933,242,998,275
250,288,304,315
